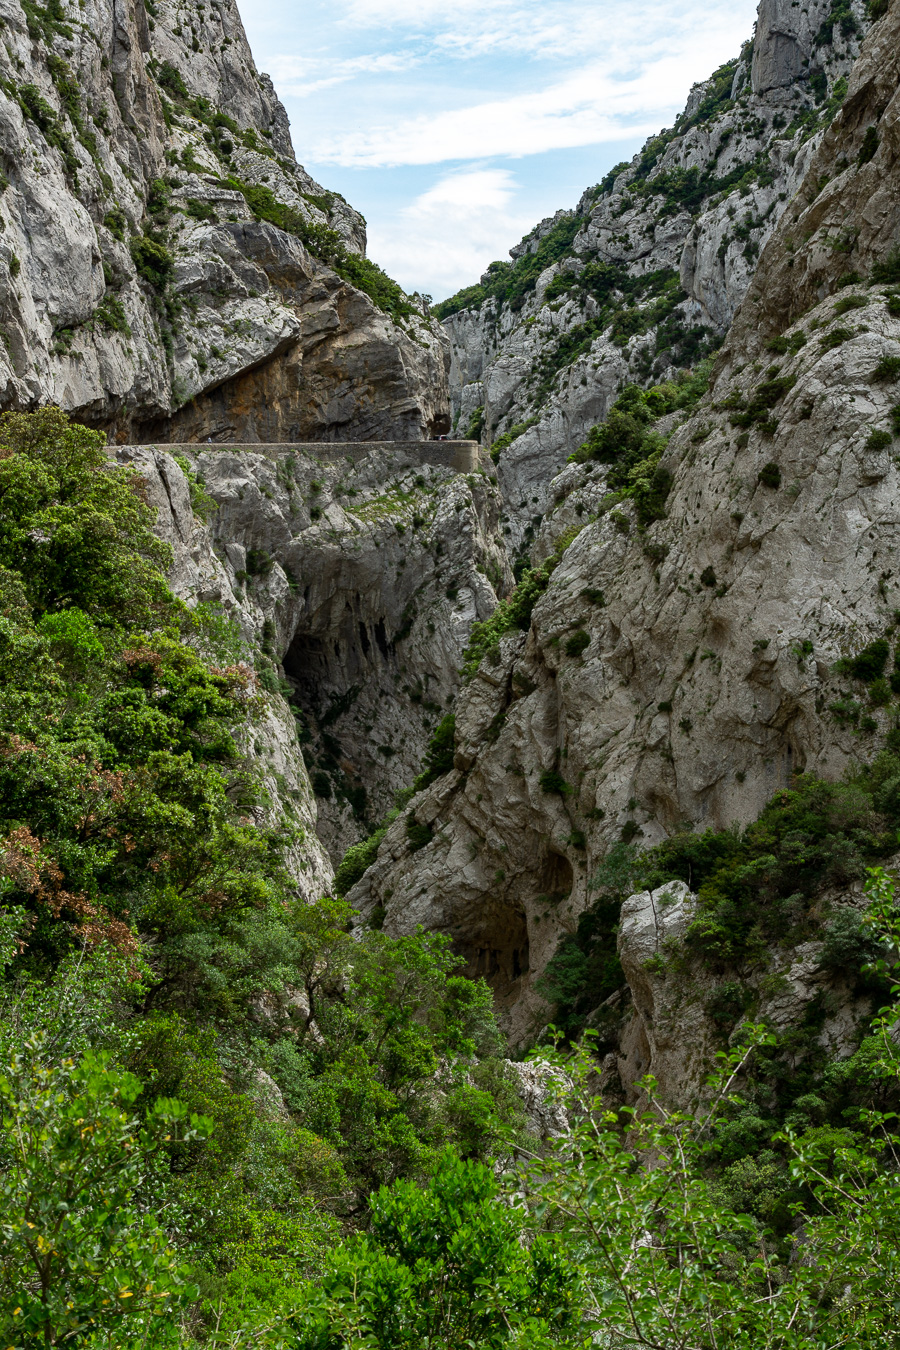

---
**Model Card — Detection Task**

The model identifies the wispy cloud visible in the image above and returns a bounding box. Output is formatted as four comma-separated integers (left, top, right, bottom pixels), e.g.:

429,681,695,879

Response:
337,0,756,62
366,167,537,298
269,50,418,97
311,32,752,167
239,0,760,296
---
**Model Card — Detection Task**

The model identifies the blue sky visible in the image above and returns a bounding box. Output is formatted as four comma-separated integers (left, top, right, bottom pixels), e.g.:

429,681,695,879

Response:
238,0,760,301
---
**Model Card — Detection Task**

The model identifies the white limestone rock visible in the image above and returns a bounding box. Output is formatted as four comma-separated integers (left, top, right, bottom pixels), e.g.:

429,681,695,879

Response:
442,0,870,546
0,0,446,441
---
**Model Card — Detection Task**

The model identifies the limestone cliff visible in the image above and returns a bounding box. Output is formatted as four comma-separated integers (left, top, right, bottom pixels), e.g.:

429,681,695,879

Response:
0,0,449,441
125,439,509,862
350,0,900,1058
441,0,871,550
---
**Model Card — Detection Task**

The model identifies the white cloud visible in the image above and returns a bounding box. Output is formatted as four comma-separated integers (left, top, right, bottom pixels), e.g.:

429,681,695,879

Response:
337,0,757,62
311,32,751,167
366,168,537,298
269,50,417,97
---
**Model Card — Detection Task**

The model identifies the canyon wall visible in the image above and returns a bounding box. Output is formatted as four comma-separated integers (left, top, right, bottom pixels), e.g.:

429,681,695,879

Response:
442,0,871,550
353,0,900,1058
0,0,448,441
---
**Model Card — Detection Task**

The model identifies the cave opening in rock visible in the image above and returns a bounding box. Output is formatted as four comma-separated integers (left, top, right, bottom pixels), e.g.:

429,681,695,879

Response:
537,850,574,907
457,901,530,1005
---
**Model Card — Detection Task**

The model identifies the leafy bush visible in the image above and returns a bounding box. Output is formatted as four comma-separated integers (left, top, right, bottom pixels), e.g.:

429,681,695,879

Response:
292,1152,580,1347
130,235,174,292
727,376,795,429
766,331,806,355
406,816,433,852
867,429,893,450
333,826,387,896
0,1042,205,1343
874,252,900,286
539,769,573,795
156,58,189,99
759,461,782,488
461,557,555,680
413,713,456,792
564,629,590,657
842,637,890,682
567,362,712,525
820,326,854,349
524,924,900,1350
873,354,900,383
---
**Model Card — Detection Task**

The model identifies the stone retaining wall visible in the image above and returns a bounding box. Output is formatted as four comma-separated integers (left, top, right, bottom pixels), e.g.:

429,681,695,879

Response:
132,440,487,474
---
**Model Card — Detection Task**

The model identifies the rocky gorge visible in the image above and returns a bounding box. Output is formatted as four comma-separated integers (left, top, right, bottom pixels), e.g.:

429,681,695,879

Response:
3,0,900,1133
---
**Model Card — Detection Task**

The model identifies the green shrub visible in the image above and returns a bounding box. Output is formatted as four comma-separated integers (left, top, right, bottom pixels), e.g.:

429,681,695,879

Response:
156,58,189,99
873,354,900,383
728,376,795,429
539,769,573,795
406,816,433,852
872,250,900,284
766,331,806,355
412,714,456,793
93,294,130,335
845,637,890,682
564,629,591,657
245,547,273,576
820,326,853,349
103,205,127,241
461,557,555,679
833,293,868,315
0,1043,205,1344
465,405,485,442
291,1152,579,1347
130,235,174,292
867,429,893,450
186,197,217,222
758,461,782,488
333,827,387,896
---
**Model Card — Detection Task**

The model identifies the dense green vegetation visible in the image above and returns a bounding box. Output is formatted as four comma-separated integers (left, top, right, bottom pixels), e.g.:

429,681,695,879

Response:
537,756,900,1250
0,410,523,1346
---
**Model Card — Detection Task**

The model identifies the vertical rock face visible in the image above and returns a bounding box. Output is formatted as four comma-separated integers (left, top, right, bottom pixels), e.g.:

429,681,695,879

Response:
439,1,869,551
352,0,900,1046
613,874,877,1111
115,442,335,900
127,440,510,862
752,0,835,93
724,0,900,365
0,0,448,441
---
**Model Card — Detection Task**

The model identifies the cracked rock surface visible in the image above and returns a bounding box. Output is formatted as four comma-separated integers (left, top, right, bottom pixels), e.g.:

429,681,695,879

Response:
350,0,900,1050
0,0,448,441
442,0,870,550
